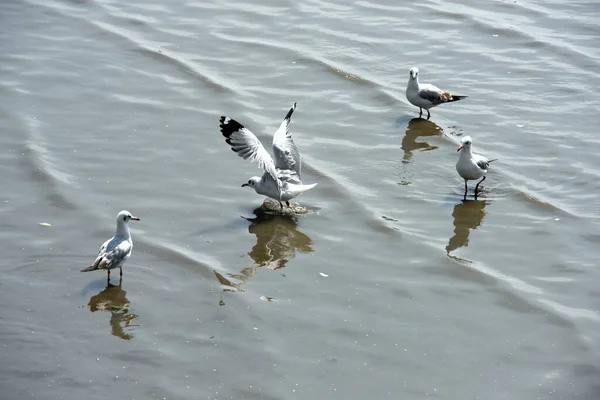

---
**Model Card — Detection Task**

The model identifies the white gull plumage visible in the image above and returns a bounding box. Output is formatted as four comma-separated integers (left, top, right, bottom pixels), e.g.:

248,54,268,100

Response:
219,102,317,208
456,136,496,198
406,67,467,119
81,210,139,280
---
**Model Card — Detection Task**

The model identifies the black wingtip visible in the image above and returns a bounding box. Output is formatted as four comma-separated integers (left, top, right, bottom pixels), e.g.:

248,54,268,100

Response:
219,116,245,138
284,102,297,121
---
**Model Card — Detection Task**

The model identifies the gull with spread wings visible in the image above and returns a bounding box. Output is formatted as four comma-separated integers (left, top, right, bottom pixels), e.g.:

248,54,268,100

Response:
406,67,467,120
219,103,317,209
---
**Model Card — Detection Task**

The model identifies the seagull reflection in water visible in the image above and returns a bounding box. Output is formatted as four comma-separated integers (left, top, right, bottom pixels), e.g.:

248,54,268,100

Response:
85,280,138,340
213,205,313,292
446,199,489,255
401,118,442,164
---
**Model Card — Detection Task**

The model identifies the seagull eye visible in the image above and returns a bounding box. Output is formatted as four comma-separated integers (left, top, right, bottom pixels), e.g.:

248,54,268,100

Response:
123,216,127,221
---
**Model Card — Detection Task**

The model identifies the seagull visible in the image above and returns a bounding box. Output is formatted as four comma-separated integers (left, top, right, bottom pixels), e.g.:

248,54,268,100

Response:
219,102,317,209
81,210,139,281
456,136,496,199
406,67,467,119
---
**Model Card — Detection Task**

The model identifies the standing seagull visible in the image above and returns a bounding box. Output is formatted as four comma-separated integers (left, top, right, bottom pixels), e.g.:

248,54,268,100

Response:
456,136,496,199
406,67,467,119
219,102,317,209
81,210,140,281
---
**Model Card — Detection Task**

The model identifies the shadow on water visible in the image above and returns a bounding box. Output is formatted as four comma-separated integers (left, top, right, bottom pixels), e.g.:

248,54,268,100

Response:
214,205,313,292
401,118,443,164
446,199,489,255
84,280,138,340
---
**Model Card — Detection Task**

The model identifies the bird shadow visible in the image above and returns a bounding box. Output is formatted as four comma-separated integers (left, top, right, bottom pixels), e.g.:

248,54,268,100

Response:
446,198,490,255
213,205,313,292
399,118,443,164
83,280,139,340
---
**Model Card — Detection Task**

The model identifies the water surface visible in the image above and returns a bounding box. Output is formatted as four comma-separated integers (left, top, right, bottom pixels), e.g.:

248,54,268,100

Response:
1,0,600,399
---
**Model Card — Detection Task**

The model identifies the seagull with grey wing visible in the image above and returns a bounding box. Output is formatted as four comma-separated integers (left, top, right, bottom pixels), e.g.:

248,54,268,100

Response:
81,210,139,281
456,136,497,199
406,67,467,119
219,102,317,209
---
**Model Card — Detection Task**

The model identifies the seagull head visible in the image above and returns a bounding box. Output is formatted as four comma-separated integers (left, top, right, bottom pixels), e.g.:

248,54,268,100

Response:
457,136,473,152
241,177,261,189
117,210,140,223
409,67,419,80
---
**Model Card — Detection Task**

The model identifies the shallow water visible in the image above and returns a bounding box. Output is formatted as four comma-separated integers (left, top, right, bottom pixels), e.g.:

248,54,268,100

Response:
1,0,600,399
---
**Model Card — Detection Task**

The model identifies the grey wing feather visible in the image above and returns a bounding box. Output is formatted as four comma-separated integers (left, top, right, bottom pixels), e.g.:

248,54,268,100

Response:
476,159,490,170
91,240,109,268
272,103,302,178
418,84,445,104
220,116,281,194
276,169,302,185
97,240,108,256
91,240,131,270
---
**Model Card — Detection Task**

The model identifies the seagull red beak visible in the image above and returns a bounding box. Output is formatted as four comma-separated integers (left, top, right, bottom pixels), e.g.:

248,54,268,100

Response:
241,183,249,187
131,216,140,221
457,146,463,152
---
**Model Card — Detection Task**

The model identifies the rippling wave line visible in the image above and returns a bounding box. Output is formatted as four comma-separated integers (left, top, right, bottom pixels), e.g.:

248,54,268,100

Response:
420,2,600,68
91,20,235,94
444,255,581,330
18,115,79,211
140,240,217,280
22,0,236,94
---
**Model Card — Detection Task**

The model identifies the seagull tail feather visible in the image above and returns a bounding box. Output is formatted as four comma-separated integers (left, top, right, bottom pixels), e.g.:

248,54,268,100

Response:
448,95,467,102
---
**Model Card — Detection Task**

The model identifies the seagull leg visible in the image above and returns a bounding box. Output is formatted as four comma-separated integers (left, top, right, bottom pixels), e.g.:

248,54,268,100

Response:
286,201,291,208
107,269,111,283
426,110,431,120
475,176,486,196
120,267,123,278
279,201,283,210
419,108,422,118
463,180,468,201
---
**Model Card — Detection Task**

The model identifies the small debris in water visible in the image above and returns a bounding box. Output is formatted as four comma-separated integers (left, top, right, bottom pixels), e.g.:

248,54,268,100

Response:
260,296,274,302
319,272,329,277
39,222,51,227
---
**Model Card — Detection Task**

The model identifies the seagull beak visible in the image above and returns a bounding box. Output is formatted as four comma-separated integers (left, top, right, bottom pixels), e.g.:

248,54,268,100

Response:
457,146,463,152
241,183,249,187
130,216,140,221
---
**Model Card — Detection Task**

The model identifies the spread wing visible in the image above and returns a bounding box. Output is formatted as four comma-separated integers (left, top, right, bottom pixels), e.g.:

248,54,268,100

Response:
219,115,280,192
272,102,301,178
